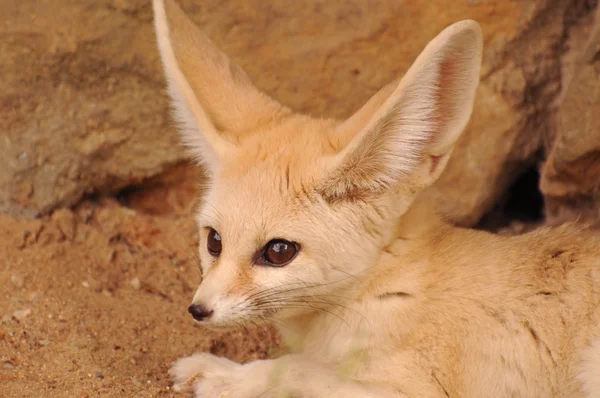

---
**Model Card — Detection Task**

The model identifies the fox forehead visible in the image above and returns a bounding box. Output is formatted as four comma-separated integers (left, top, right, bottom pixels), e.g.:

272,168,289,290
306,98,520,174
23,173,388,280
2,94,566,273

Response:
196,120,357,251
223,115,341,176
198,166,323,236
202,115,342,204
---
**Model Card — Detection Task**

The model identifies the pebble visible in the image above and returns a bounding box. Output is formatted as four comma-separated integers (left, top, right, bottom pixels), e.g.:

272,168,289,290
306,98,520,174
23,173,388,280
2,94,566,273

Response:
130,278,141,290
95,371,104,379
13,309,32,321
39,339,50,347
10,275,24,288
81,281,90,289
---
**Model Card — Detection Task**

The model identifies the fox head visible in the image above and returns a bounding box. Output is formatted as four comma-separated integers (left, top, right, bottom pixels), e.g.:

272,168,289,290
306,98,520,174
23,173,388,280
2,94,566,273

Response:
153,0,482,328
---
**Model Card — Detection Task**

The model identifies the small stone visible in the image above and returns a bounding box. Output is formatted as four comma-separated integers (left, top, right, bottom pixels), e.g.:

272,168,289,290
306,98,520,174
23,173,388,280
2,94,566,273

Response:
10,275,24,288
39,339,50,347
81,281,89,289
95,371,104,379
101,289,113,297
13,309,31,321
130,278,141,290
52,208,76,241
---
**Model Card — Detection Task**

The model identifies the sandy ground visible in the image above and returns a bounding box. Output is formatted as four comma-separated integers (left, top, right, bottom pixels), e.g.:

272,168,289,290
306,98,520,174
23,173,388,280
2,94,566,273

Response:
0,166,279,397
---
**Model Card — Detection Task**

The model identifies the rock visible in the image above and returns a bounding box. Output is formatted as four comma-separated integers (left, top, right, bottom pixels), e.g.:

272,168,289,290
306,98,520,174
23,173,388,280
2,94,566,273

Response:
1,0,598,229
51,208,77,241
541,59,600,226
0,0,184,219
12,309,31,321
10,274,24,288
130,277,141,291
540,6,600,226
428,0,600,226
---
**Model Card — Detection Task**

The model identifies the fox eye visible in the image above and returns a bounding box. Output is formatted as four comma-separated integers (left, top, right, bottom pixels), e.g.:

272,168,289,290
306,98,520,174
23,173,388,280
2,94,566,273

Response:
258,239,299,267
207,228,222,256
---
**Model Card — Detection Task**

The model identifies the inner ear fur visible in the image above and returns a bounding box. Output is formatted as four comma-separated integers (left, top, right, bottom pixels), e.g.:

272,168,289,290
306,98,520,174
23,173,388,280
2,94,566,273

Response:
319,20,483,201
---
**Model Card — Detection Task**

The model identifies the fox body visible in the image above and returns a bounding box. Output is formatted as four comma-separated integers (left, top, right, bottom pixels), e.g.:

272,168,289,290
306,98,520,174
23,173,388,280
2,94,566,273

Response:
153,1,600,396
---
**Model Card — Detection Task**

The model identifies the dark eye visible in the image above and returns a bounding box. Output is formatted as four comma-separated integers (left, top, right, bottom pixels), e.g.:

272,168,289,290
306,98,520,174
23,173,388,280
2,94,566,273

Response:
206,228,222,256
259,239,299,267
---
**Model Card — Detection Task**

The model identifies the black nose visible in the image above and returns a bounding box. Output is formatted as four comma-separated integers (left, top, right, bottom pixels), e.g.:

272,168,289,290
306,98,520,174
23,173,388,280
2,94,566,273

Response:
188,304,213,321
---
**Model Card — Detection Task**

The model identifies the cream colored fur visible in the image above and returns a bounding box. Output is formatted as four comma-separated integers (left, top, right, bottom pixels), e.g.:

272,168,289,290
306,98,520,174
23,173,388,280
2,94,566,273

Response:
153,1,600,397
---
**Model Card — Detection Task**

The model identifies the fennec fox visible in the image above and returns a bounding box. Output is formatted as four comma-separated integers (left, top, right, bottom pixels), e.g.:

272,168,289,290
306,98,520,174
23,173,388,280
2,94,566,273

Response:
153,0,600,396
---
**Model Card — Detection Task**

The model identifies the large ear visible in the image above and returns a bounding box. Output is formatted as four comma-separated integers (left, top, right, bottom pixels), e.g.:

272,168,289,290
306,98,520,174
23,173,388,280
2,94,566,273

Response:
153,0,289,174
322,20,483,200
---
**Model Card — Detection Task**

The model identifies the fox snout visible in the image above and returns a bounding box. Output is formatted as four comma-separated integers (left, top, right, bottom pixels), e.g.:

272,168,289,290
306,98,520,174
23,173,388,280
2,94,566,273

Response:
187,303,213,321
186,264,249,327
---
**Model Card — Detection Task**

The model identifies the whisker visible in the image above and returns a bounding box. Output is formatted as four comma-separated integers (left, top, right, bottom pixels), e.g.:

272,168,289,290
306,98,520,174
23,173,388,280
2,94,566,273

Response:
254,296,366,322
249,302,350,327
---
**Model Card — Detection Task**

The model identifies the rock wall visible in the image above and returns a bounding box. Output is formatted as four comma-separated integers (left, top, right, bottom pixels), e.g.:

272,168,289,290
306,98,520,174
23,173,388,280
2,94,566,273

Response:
1,0,599,228
540,5,600,227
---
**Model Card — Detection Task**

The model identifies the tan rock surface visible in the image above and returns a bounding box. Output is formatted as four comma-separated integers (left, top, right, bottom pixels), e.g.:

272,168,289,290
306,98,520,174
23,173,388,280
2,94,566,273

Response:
540,5,600,227
430,0,599,226
5,0,597,226
541,59,600,225
0,0,183,218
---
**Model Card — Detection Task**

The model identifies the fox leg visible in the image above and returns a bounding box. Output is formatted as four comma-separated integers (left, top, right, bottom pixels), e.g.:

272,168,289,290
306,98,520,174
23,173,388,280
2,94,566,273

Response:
171,352,443,398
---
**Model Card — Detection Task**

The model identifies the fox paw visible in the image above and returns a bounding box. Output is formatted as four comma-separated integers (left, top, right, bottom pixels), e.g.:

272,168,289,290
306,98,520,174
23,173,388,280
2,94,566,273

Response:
170,353,261,397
